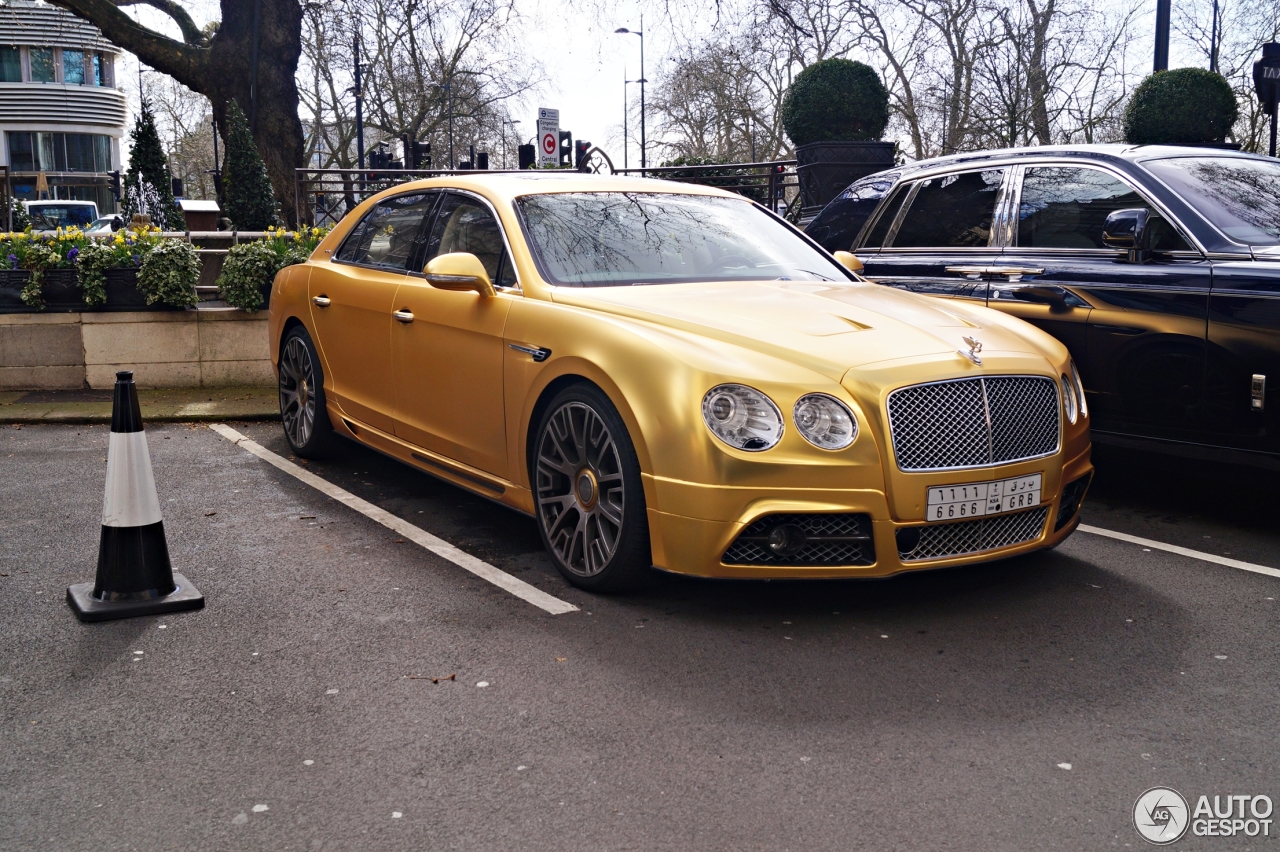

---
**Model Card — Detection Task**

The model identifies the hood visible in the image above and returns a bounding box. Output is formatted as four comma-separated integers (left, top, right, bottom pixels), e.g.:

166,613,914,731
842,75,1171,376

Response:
551,280,1046,381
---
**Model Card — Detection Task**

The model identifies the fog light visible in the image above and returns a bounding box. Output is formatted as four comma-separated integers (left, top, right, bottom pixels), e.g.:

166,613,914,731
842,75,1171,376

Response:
767,523,807,557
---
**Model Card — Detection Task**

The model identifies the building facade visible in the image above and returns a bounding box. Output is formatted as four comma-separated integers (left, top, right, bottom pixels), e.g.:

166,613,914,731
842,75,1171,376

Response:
0,0,125,212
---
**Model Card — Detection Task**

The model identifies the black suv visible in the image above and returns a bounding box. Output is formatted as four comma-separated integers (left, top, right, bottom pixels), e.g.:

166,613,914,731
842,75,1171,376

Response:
806,145,1280,466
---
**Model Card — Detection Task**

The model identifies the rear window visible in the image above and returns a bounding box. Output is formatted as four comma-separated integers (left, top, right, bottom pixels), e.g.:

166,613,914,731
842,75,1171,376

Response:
891,169,1006,248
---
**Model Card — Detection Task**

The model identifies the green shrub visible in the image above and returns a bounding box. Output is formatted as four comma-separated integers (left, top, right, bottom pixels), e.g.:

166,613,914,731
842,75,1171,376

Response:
7,197,31,231
222,100,279,230
217,226,327,311
659,156,769,202
75,226,165,306
1123,68,1239,145
781,59,889,147
138,240,200,307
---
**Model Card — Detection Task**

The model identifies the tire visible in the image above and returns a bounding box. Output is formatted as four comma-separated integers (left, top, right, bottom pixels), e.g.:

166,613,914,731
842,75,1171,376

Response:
278,325,335,458
532,383,652,592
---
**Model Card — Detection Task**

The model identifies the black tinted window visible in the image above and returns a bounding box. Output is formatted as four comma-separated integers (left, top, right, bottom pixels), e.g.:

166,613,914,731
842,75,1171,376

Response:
425,194,516,287
1017,167,1165,249
860,183,909,248
805,170,900,252
892,169,1005,248
336,193,434,269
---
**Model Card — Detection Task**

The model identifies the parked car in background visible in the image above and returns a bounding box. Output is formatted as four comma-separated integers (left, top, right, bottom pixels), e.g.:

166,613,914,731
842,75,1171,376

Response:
84,214,124,235
806,145,1280,466
23,200,98,231
268,174,1092,591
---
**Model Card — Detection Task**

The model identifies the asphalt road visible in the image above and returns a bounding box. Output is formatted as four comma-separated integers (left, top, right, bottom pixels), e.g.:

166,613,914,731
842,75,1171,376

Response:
2,421,1279,851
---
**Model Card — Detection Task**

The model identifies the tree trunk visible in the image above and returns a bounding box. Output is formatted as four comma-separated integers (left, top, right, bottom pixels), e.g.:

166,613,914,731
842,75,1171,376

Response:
49,0,305,225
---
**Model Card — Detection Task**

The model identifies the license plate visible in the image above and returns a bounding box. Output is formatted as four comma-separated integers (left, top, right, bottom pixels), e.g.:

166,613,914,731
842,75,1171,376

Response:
925,473,1042,523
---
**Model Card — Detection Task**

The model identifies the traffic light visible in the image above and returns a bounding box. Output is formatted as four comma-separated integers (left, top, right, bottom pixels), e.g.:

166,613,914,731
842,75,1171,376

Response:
108,170,121,201
574,140,591,168
558,130,573,167
171,177,184,198
413,140,431,169
518,144,535,169
476,152,489,170
369,144,391,169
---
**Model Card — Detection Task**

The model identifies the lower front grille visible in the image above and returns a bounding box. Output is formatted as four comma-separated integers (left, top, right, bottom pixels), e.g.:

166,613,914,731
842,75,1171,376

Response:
723,513,875,566
896,506,1049,562
1054,472,1092,531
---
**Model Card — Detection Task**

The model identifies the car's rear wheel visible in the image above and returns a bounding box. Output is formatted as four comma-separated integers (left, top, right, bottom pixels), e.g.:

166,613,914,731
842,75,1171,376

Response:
279,326,334,458
533,384,651,592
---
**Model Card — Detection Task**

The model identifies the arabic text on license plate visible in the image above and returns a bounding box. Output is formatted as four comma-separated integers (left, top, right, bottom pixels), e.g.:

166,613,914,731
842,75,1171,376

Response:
925,473,1042,523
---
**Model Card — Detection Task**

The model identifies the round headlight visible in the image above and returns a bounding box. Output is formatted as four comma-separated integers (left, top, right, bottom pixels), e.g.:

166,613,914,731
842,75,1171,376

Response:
1070,361,1087,419
792,393,858,450
1062,373,1078,424
702,384,784,451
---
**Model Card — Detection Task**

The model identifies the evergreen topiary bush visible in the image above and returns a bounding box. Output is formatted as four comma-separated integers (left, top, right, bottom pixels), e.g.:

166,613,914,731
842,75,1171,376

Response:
781,59,890,147
1123,68,1240,145
137,240,200,307
222,100,279,230
123,100,185,231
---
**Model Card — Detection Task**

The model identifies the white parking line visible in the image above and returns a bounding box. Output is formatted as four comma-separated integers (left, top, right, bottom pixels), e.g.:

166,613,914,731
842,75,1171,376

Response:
208,424,579,615
1078,524,1280,580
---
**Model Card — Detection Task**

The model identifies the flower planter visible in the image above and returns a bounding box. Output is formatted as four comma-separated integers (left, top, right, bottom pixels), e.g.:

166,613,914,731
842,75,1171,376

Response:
103,267,181,312
795,140,897,214
0,269,31,312
42,268,88,312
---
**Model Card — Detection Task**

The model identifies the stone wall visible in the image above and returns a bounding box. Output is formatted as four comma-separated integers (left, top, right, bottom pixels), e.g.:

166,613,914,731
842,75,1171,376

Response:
0,308,273,390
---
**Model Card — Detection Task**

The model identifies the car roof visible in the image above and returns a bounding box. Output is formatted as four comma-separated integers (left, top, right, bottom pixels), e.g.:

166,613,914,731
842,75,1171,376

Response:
890,143,1269,175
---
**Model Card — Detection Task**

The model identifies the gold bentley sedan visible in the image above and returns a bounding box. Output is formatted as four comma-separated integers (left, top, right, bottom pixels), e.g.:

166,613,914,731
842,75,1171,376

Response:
268,174,1093,591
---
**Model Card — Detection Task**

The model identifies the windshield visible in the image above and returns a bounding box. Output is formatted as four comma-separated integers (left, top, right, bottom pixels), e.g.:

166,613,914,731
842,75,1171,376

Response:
27,204,97,229
1143,156,1280,246
514,192,849,286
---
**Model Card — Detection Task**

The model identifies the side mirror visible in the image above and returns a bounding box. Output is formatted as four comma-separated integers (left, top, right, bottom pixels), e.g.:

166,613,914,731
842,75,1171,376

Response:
423,252,496,297
833,250,864,274
1102,208,1150,262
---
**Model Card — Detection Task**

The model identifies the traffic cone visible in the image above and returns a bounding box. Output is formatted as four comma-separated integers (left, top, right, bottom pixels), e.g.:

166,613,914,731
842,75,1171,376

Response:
66,371,204,622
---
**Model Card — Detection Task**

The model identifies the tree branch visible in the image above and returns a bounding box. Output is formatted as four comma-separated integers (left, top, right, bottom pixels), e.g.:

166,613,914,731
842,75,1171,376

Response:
115,0,207,47
46,0,208,82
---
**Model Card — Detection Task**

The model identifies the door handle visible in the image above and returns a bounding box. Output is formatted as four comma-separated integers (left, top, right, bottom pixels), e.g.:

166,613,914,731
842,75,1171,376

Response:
945,265,1045,279
312,295,331,307
393,309,414,323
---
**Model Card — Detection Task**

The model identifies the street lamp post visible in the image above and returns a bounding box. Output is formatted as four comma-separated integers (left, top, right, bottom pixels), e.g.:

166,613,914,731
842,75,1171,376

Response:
1210,0,1220,73
615,18,646,174
502,119,520,169
353,28,365,170
622,71,636,171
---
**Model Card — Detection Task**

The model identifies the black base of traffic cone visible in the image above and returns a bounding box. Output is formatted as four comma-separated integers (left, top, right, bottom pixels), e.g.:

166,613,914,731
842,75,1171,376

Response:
66,369,205,623
67,573,204,622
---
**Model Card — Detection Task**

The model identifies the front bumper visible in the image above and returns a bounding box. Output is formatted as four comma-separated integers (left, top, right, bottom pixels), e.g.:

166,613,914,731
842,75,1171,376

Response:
644,445,1093,579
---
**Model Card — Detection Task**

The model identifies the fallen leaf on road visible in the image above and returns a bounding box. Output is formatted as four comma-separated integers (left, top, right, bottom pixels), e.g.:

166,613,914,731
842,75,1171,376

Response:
393,538,406,544
556,657,567,662
204,511,217,517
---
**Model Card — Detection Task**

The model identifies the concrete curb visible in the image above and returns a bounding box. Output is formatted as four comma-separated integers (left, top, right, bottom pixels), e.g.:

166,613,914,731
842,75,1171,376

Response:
0,386,280,425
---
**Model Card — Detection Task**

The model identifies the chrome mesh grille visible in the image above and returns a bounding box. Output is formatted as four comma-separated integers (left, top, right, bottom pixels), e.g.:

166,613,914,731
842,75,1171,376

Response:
887,376,1060,471
723,513,875,566
898,506,1049,562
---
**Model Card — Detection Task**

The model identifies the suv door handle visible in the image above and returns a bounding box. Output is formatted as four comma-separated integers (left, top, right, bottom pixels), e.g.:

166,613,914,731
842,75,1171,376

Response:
393,309,414,323
312,295,331,307
945,265,1044,280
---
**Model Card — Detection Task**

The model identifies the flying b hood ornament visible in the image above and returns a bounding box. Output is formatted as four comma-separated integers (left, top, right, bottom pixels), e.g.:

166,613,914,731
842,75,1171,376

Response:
959,335,983,365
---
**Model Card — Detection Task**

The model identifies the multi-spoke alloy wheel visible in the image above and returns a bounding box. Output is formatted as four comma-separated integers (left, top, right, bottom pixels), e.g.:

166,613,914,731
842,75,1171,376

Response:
533,386,650,590
278,328,333,457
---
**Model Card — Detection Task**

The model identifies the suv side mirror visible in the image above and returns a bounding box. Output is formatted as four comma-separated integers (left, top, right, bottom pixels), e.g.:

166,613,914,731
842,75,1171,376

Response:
423,252,496,297
1102,208,1151,262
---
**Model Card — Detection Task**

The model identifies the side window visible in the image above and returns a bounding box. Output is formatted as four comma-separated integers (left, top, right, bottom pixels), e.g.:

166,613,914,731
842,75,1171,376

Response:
335,193,435,269
891,169,1006,248
859,183,909,249
424,193,517,287
805,170,901,252
1017,167,1187,250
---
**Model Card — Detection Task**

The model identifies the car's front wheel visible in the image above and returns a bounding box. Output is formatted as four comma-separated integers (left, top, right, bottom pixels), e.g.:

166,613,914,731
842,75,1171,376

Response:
533,384,652,592
278,326,334,458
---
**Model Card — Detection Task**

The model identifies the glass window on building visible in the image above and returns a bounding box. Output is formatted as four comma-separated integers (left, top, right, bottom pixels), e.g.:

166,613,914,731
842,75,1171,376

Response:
36,132,65,170
8,132,35,171
30,47,55,82
0,47,21,82
92,52,107,86
65,134,95,170
62,49,85,84
93,134,111,171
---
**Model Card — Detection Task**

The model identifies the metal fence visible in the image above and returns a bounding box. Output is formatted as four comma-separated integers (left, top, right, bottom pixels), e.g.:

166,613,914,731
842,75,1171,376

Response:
293,160,802,227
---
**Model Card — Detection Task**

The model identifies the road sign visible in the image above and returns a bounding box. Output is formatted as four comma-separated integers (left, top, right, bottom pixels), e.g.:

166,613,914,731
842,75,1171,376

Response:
537,107,559,168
